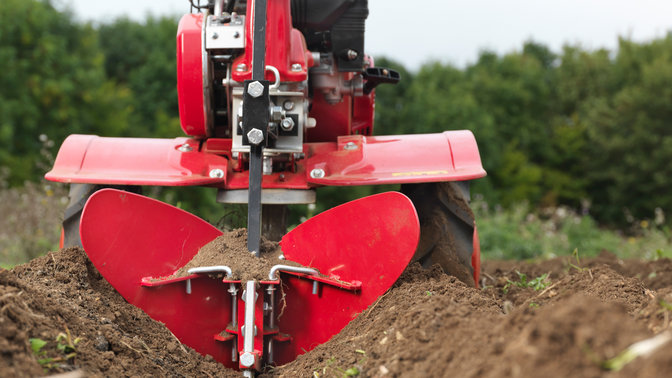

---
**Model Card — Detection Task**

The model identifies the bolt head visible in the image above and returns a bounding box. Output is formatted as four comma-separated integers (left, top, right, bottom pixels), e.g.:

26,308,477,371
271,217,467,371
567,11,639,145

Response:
209,169,224,179
283,100,295,111
247,128,264,145
291,63,302,72
178,143,193,152
310,168,325,179
240,352,255,367
346,49,358,61
280,117,295,131
233,31,240,38
236,63,248,72
344,142,358,150
247,81,264,98
212,32,219,39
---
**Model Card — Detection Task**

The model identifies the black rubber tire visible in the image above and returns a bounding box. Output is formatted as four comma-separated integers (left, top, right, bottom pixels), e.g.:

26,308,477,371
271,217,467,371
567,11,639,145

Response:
401,181,477,287
62,184,141,248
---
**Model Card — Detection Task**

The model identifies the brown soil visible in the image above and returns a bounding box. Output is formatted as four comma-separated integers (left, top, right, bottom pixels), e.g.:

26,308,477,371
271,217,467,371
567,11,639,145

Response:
3,246,672,377
173,228,297,282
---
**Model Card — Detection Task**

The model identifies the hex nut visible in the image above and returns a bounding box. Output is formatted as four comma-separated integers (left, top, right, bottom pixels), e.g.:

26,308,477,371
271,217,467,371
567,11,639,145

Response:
247,81,264,98
247,128,264,145
280,117,295,131
240,352,255,368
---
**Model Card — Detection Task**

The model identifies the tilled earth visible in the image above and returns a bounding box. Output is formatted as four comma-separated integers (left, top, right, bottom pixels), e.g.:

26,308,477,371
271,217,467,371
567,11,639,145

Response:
2,234,672,377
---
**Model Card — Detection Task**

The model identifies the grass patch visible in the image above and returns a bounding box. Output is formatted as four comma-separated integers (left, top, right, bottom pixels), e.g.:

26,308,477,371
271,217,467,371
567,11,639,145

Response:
475,201,672,260
0,181,67,267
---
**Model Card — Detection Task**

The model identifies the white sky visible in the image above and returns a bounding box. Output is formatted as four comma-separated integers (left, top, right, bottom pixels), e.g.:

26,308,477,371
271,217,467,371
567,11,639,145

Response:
56,0,672,69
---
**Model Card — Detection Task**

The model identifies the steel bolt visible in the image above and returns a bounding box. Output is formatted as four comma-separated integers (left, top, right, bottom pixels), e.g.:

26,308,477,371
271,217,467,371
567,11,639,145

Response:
344,142,358,150
280,117,295,131
310,168,325,179
247,81,264,98
212,32,219,40
233,31,240,38
178,143,193,152
240,352,255,368
247,128,264,145
270,106,284,122
346,49,358,61
209,169,225,179
283,100,295,111
236,63,248,72
290,63,302,72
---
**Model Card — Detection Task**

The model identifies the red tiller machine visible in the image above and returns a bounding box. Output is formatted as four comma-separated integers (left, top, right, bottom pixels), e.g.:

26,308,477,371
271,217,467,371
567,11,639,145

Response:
46,0,486,375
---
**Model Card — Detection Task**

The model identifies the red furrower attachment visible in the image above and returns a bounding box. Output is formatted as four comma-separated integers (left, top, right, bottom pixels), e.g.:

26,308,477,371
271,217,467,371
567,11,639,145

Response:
80,189,419,370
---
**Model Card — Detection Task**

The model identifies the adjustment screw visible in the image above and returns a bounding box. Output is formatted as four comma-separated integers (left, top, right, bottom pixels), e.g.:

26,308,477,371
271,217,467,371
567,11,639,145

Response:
209,169,224,179
290,63,302,72
346,49,358,60
310,168,325,179
247,81,264,98
280,117,295,131
247,128,264,145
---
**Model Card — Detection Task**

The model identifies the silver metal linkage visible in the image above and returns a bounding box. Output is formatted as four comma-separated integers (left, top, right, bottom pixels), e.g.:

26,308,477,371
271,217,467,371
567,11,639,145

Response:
240,280,257,370
228,283,239,362
266,284,276,364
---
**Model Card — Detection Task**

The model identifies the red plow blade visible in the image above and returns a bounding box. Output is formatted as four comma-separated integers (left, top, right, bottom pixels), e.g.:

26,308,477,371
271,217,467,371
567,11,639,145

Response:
80,189,419,368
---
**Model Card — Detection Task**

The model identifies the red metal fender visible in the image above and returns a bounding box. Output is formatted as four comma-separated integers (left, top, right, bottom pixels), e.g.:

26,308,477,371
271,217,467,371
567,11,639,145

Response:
305,131,486,185
46,131,485,187
45,135,228,186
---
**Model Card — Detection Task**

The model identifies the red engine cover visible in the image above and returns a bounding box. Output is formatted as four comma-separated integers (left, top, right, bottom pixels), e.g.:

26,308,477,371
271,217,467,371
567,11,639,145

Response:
177,13,207,137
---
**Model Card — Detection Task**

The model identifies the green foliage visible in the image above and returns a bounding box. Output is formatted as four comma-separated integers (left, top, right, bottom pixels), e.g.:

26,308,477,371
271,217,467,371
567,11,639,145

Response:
29,338,48,354
475,202,672,261
0,0,131,184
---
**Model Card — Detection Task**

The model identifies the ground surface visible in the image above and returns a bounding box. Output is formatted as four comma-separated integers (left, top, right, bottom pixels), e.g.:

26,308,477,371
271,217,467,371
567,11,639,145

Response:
2,238,672,377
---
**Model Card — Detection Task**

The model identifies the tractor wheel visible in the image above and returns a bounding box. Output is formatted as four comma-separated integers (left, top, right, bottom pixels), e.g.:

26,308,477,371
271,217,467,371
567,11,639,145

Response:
62,184,141,248
401,181,479,287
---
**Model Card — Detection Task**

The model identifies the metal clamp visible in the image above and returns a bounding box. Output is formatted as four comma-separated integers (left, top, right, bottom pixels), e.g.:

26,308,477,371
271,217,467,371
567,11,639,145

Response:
265,65,281,89
269,265,320,295
268,265,318,280
185,266,233,294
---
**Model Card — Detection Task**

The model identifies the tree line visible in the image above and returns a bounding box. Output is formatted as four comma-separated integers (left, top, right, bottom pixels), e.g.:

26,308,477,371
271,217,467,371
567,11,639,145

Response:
2,0,671,226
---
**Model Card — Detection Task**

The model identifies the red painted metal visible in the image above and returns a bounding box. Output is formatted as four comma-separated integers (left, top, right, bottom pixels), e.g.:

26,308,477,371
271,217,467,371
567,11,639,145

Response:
46,133,485,188
231,0,307,83
275,191,419,363
80,189,418,368
177,13,207,137
79,189,236,364
45,135,228,186
305,131,486,185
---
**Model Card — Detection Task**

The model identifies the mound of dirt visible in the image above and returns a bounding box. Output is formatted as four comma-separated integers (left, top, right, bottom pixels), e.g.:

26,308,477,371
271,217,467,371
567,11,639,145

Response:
0,247,233,377
173,228,293,282
3,243,672,377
